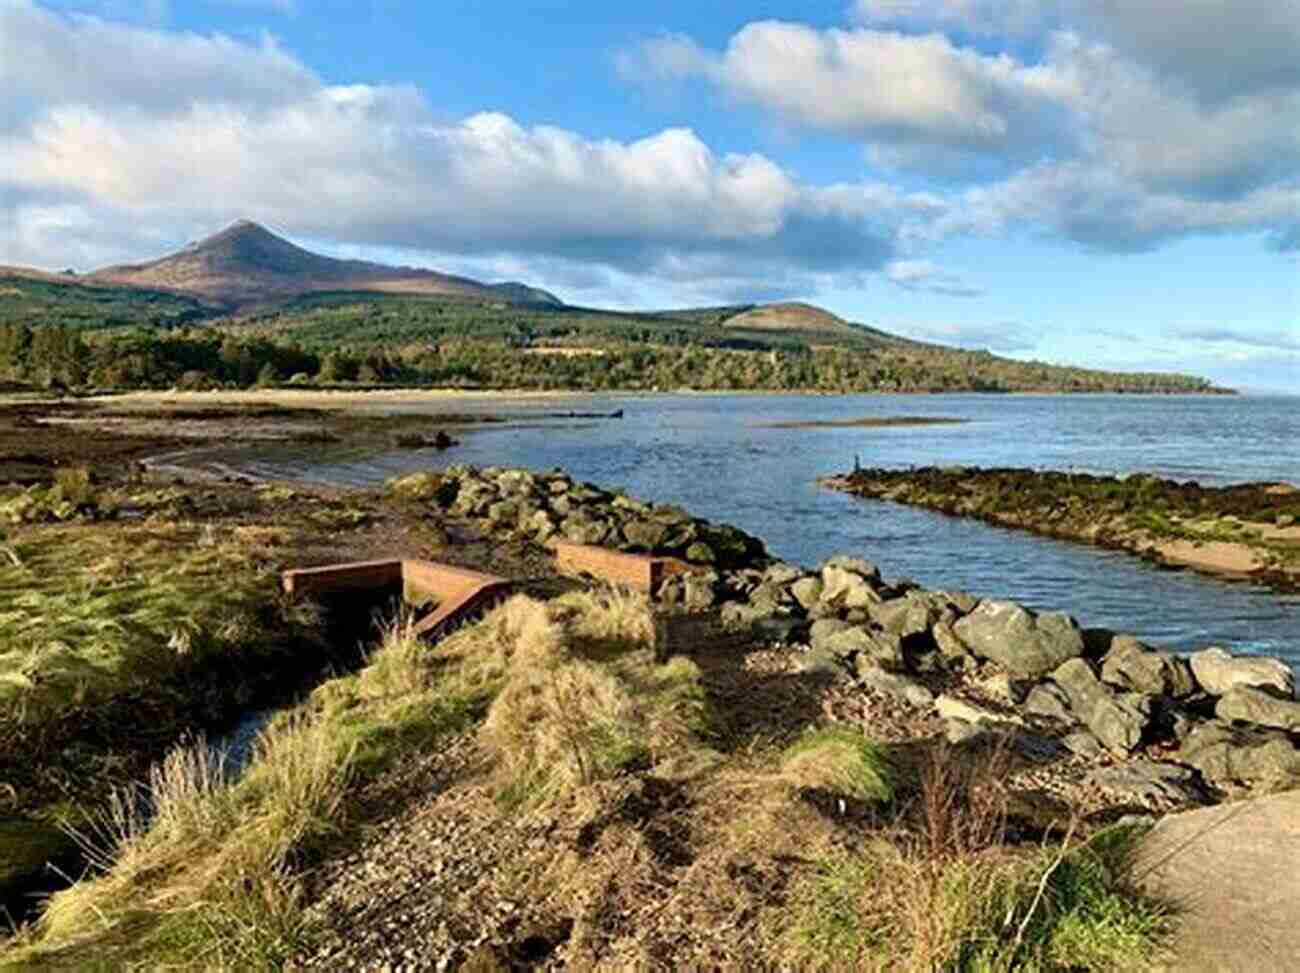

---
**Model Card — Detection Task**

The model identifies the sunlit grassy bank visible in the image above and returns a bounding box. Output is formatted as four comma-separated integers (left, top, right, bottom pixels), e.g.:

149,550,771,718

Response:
5,587,1169,970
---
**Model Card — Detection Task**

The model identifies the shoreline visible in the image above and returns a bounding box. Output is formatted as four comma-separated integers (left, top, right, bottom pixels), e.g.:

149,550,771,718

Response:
824,467,1300,593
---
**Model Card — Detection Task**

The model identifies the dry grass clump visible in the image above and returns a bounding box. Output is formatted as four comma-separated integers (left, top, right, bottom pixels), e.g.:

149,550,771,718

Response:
27,713,355,967
474,592,712,810
782,726,893,804
784,740,1169,972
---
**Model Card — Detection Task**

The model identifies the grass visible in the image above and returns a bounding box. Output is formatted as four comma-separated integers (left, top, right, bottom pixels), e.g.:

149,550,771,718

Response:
782,726,894,804
786,827,1166,971
3,591,703,968
0,522,302,726
784,739,1168,972
480,587,715,810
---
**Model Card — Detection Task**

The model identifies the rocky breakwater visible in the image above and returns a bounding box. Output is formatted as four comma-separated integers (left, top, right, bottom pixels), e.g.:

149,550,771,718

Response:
707,554,1300,811
387,464,1298,815
386,465,770,575
824,466,1300,592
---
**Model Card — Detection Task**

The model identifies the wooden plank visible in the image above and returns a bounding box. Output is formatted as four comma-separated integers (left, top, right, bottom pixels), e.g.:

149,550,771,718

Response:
281,559,404,598
282,558,513,643
551,541,700,595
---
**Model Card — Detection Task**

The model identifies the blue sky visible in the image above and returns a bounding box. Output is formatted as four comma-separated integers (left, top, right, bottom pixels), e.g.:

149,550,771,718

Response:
3,1,1298,391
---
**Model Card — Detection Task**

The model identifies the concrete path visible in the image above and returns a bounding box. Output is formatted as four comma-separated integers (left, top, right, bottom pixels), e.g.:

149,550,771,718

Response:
1137,790,1300,971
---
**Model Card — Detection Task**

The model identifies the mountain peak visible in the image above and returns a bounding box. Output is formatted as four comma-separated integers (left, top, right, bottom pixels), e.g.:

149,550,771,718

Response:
90,220,564,310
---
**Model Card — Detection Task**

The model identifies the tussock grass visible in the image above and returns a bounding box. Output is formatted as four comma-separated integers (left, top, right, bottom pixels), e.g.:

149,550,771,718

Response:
782,726,893,804
7,593,672,967
787,826,1167,972
0,523,301,726
476,592,715,810
784,740,1168,971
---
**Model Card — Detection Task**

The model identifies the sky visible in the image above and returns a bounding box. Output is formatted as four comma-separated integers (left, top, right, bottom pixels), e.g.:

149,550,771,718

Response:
2,1,1298,391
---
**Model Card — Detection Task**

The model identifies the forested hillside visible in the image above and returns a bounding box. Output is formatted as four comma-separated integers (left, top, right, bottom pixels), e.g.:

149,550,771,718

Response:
0,279,1226,394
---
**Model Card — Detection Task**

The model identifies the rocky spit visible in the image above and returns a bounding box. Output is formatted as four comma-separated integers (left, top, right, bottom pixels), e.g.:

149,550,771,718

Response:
389,466,1300,817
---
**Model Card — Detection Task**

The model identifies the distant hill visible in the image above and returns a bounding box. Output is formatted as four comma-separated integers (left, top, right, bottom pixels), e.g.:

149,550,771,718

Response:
87,220,564,310
0,219,1228,395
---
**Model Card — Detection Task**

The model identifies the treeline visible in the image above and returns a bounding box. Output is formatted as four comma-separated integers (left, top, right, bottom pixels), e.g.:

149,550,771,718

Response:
0,322,1225,394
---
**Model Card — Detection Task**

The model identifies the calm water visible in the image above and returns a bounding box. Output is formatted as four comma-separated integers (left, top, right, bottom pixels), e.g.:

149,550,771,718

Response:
166,393,1300,663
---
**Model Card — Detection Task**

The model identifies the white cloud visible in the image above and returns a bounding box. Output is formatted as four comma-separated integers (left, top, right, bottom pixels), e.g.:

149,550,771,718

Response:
0,2,909,303
884,259,983,297
854,0,1300,102
623,21,1074,162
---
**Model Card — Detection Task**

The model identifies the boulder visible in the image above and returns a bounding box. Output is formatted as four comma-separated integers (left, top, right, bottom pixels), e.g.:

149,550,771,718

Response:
932,620,971,663
790,576,824,612
1189,647,1294,698
867,594,935,640
820,564,881,610
1023,682,1074,724
1062,730,1105,761
936,590,980,615
822,555,881,584
1052,658,1150,755
934,694,1022,727
763,562,803,586
1215,686,1300,731
1101,636,1196,698
681,572,719,612
561,514,610,546
855,662,934,708
1177,721,1300,790
798,646,845,677
809,620,902,669
1085,760,1206,808
952,601,1085,679
621,518,672,551
720,601,778,630
495,469,537,497
527,510,557,543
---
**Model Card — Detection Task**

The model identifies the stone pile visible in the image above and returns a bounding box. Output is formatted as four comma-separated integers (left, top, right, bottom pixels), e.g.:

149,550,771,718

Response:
388,465,1299,805
386,467,769,571
697,554,1300,801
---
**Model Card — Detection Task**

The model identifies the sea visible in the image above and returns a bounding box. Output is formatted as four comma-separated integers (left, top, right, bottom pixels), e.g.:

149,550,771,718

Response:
160,392,1299,665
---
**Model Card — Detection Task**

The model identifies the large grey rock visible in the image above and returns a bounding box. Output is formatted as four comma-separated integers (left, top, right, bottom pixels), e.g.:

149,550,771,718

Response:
621,518,672,551
1023,682,1074,724
952,601,1084,679
763,562,803,586
1100,636,1195,698
495,469,537,497
809,620,901,669
819,564,881,610
681,572,719,612
932,620,971,663
1086,760,1205,808
1189,647,1294,698
1216,686,1300,731
797,646,845,677
1177,721,1300,790
934,694,1022,727
856,662,934,708
1053,658,1150,755
867,594,935,639
790,576,824,612
822,555,881,583
1137,790,1300,972
561,513,610,546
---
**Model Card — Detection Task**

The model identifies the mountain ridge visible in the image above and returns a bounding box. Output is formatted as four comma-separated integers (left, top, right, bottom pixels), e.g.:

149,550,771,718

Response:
87,220,564,310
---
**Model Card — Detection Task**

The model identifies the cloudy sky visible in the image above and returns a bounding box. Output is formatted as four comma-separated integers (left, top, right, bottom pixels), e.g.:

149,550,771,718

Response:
2,1,1298,390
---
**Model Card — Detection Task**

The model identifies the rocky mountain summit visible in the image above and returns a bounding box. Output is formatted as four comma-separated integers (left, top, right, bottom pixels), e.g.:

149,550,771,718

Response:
89,220,563,310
